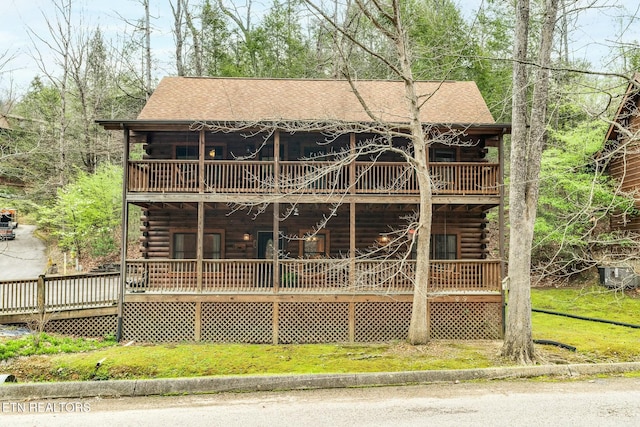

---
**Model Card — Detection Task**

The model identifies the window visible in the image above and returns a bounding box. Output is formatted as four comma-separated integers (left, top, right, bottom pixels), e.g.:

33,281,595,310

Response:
206,145,224,160
300,230,329,258
176,145,225,160
176,146,198,160
430,148,457,162
430,234,457,260
173,233,222,259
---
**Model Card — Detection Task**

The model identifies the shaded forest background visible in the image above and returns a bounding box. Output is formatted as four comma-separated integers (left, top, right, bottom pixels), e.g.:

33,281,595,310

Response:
0,0,639,281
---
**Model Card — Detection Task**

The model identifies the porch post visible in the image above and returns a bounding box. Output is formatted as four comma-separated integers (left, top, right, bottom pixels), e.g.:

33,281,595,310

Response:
198,129,205,194
197,130,205,292
197,201,204,292
349,133,356,287
273,130,280,292
350,202,356,287
116,126,130,342
498,132,506,336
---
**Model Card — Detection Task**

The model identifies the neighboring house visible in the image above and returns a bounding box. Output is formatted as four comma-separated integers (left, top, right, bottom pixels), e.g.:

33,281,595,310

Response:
98,77,510,343
0,114,11,131
603,73,640,232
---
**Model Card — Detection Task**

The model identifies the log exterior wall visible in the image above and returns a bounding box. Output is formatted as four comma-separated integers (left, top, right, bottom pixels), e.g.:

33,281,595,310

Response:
139,204,489,260
607,90,640,232
118,125,506,343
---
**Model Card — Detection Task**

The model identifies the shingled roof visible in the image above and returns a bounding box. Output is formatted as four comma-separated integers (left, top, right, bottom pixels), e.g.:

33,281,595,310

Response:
137,77,496,125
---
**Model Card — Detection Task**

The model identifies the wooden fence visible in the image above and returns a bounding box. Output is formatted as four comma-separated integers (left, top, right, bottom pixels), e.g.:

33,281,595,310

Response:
0,273,119,316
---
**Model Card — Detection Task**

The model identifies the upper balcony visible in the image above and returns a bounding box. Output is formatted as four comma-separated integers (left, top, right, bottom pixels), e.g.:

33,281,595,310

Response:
127,160,500,199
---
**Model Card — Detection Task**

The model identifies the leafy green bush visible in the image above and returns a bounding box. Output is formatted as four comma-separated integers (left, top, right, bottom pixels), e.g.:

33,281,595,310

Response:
37,163,123,259
534,122,637,277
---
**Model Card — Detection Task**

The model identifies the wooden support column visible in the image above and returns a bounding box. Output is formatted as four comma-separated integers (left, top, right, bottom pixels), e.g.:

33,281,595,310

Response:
273,130,281,292
194,301,202,341
196,129,206,292
197,201,204,292
117,126,130,342
273,302,279,344
37,275,45,321
498,132,506,278
350,132,356,195
350,202,356,288
199,129,205,194
349,133,356,288
498,132,506,337
349,301,355,343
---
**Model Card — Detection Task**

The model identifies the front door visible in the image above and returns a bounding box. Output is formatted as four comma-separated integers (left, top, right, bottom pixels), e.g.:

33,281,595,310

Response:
257,231,275,259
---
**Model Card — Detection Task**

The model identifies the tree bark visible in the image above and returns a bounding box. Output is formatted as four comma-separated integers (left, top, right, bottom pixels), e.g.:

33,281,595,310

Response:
503,0,559,364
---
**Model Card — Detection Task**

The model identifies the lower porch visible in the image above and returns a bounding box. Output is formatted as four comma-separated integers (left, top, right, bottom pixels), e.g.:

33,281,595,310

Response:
116,258,503,343
124,259,503,294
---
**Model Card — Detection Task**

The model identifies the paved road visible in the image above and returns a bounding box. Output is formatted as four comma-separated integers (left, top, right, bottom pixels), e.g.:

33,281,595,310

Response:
2,377,640,426
0,224,47,281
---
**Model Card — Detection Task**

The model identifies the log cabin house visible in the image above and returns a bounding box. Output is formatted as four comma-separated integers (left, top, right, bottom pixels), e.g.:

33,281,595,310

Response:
98,77,510,343
603,72,640,232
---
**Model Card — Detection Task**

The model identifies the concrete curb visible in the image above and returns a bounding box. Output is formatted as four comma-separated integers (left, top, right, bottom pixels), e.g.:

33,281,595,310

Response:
2,362,640,400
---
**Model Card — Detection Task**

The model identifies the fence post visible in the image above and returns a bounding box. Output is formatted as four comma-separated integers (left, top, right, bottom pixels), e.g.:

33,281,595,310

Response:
37,274,46,320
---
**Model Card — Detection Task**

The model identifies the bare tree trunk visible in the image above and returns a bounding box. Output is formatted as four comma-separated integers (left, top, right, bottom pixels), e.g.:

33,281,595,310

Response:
392,3,433,344
171,0,185,76
144,0,152,98
29,0,73,186
184,0,203,76
304,0,434,344
503,0,559,364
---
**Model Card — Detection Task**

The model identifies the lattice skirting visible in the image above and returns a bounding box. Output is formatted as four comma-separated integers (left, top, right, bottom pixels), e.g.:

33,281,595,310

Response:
201,302,273,343
123,302,196,342
119,301,503,343
43,315,118,338
430,302,503,340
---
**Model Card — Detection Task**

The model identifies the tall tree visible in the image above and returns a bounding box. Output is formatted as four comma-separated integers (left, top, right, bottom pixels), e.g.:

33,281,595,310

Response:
28,0,75,187
503,0,560,363
304,0,441,344
199,0,233,76
408,0,478,81
253,0,313,77
216,0,260,76
470,0,516,121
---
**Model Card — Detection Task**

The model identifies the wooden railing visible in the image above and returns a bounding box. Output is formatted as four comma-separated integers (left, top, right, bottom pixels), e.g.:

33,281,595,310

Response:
0,278,38,314
128,160,499,196
0,273,119,316
122,259,501,294
0,260,501,315
429,163,498,195
125,259,274,293
355,162,418,194
44,273,119,310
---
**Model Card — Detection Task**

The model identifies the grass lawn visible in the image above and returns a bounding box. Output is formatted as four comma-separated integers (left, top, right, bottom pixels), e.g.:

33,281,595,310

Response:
1,284,639,382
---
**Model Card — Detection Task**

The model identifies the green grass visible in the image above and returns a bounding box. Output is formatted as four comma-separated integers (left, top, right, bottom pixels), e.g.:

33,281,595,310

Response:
0,333,117,361
531,286,640,362
3,285,640,382
6,341,497,382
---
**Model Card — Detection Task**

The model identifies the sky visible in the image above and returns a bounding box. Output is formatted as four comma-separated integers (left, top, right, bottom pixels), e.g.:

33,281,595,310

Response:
0,0,639,98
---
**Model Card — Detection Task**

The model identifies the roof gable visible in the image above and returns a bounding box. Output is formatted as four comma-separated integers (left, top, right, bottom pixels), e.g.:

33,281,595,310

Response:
137,77,496,125
605,72,640,142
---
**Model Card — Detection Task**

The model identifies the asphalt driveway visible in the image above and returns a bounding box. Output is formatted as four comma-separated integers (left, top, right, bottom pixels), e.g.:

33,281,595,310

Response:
0,224,48,280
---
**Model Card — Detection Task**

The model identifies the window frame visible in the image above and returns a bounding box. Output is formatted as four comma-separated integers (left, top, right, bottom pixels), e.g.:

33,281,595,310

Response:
171,229,225,260
299,229,330,258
